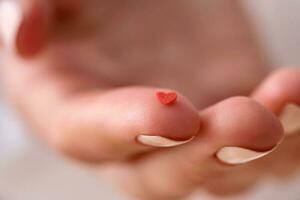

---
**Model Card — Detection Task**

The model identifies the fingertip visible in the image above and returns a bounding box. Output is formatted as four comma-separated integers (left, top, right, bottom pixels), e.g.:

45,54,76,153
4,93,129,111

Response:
253,68,300,113
106,87,201,142
138,88,201,141
16,0,52,57
201,96,283,151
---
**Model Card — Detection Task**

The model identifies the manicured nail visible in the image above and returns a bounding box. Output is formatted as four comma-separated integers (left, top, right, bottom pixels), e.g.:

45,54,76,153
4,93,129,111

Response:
280,104,300,135
137,135,194,147
216,146,276,165
0,1,22,50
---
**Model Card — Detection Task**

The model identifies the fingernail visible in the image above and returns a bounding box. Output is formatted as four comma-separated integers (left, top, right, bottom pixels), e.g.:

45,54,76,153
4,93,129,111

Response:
280,104,300,135
216,146,276,165
137,135,194,147
0,1,22,50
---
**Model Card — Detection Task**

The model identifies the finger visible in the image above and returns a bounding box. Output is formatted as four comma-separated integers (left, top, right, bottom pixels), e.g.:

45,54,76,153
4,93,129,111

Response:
0,0,51,57
252,68,300,135
2,58,201,163
53,87,201,162
124,97,283,199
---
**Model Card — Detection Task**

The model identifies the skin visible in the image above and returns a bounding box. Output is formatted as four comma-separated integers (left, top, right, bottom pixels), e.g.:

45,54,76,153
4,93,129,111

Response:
0,0,300,199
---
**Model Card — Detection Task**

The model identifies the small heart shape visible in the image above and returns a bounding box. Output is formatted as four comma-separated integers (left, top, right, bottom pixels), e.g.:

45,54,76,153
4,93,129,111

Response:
156,91,178,105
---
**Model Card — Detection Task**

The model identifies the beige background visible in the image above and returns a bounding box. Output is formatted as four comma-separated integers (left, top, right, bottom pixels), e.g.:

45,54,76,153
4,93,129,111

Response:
1,1,300,199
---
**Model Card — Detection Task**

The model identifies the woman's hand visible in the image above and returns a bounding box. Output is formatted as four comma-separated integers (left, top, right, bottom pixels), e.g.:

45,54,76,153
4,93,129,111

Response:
1,1,299,199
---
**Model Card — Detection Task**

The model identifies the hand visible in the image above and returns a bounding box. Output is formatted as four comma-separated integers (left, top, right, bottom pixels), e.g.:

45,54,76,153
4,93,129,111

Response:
1,1,299,199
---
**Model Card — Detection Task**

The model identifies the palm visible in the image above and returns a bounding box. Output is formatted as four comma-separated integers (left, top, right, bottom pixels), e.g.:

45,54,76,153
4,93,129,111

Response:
47,1,267,106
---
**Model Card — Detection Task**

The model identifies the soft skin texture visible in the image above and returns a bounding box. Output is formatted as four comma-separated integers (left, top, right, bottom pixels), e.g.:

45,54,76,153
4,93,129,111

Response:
0,1,299,200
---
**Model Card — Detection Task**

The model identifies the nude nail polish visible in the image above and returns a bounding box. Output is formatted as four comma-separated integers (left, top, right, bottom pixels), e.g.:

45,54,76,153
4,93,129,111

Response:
280,104,300,135
137,135,194,147
216,146,276,165
0,1,21,50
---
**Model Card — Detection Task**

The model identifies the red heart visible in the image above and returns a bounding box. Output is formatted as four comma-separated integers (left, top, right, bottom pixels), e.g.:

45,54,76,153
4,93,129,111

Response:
156,91,178,105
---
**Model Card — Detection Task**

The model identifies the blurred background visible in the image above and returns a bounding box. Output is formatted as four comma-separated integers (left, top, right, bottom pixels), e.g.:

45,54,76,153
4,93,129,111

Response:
0,0,300,199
